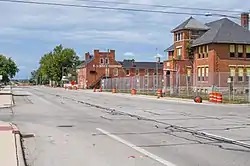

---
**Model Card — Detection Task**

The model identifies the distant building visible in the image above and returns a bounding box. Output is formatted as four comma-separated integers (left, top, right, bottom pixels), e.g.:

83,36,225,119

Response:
76,50,163,89
164,13,250,94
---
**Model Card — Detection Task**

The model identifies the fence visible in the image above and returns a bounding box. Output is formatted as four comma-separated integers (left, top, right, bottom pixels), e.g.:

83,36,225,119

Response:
102,75,163,95
102,72,250,103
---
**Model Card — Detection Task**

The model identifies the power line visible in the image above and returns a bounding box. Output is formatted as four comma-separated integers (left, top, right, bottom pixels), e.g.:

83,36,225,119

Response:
74,0,244,14
0,0,240,18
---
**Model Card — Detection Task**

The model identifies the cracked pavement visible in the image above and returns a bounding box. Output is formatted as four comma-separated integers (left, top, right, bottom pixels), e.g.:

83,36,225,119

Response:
0,86,250,166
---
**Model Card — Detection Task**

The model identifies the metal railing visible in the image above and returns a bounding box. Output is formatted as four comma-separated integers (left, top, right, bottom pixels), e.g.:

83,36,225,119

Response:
102,72,250,103
102,75,163,95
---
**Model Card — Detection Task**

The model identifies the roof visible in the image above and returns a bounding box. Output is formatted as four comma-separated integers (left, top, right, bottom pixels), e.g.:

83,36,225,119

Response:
164,44,174,52
76,57,94,69
192,18,250,46
121,60,163,69
171,16,209,33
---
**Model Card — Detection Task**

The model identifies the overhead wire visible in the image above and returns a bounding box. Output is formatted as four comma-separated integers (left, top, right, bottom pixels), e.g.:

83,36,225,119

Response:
74,0,245,14
0,0,242,19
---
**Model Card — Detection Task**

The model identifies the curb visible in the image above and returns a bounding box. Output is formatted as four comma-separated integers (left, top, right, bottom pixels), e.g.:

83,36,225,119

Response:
11,124,26,166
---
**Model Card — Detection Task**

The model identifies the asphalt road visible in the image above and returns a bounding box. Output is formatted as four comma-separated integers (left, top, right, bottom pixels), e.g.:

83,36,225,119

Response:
0,86,250,166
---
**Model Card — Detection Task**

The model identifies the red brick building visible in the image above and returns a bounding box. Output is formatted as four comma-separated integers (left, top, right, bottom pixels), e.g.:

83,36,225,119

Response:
164,13,250,94
77,50,163,89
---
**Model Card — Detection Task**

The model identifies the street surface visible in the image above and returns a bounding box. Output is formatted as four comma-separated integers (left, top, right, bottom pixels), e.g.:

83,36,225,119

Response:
0,86,250,166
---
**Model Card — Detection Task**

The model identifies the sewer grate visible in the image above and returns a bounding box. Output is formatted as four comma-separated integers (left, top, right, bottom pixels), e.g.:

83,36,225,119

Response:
57,125,74,128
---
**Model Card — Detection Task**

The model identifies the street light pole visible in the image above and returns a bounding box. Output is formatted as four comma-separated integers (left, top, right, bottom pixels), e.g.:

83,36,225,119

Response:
106,49,109,90
155,48,160,90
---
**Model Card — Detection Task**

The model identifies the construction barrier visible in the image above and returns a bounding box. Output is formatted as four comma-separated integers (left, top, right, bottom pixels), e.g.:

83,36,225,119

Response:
112,88,116,93
217,93,222,103
157,89,163,98
131,89,136,95
209,93,213,102
209,92,222,103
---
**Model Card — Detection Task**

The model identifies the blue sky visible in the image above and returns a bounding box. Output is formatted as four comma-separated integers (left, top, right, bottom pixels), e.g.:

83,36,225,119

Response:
0,0,248,79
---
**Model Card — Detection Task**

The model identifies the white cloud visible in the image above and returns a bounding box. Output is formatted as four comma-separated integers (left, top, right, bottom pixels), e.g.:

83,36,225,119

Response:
1,0,250,60
18,66,26,69
1,0,248,46
155,53,164,58
124,52,135,57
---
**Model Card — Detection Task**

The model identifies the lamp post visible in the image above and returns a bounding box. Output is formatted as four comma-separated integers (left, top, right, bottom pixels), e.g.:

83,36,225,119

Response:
156,55,161,90
106,49,110,90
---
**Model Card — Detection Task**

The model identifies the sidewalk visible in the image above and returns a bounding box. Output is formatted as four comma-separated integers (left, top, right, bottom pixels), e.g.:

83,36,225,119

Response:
0,121,25,166
80,89,250,107
0,86,14,108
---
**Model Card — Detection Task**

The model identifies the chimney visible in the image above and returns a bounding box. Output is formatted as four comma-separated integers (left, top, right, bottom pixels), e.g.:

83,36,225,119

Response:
241,12,249,30
85,52,90,60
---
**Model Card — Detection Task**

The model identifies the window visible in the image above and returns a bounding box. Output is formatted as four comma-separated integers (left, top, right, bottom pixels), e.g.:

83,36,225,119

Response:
230,45,235,57
145,69,149,75
246,68,250,82
113,68,118,76
105,57,109,64
187,68,191,82
126,69,130,76
201,67,205,81
100,58,104,64
136,69,139,75
176,32,182,41
238,68,243,82
198,67,201,81
198,47,201,58
238,45,243,58
246,46,250,58
177,48,182,59
230,67,235,81
205,67,209,80
204,45,209,58
202,46,205,58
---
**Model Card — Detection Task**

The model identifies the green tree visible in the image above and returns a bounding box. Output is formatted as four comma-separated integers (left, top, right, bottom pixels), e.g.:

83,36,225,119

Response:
0,55,19,83
38,45,80,85
186,41,194,69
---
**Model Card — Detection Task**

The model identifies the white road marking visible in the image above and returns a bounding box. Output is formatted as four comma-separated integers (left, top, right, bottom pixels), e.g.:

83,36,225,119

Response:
96,128,177,166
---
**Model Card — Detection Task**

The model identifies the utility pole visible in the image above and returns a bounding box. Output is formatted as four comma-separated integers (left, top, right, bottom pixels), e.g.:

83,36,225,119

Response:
106,49,109,90
155,48,160,90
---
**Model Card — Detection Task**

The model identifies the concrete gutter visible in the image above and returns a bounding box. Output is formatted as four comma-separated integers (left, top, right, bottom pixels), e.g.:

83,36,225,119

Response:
12,124,26,166
0,122,26,166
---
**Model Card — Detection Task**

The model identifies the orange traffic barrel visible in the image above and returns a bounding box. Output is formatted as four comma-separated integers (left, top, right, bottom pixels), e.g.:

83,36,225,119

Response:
217,93,222,103
212,92,217,103
112,88,117,93
131,89,136,95
157,89,163,98
209,93,213,102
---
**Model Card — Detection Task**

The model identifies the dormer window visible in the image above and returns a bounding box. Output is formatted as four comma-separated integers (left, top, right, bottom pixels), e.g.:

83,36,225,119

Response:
105,57,109,64
100,58,104,64
175,32,182,41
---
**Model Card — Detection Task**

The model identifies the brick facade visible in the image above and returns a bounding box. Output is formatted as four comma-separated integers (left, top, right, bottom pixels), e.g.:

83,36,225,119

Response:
164,16,250,93
77,50,163,89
